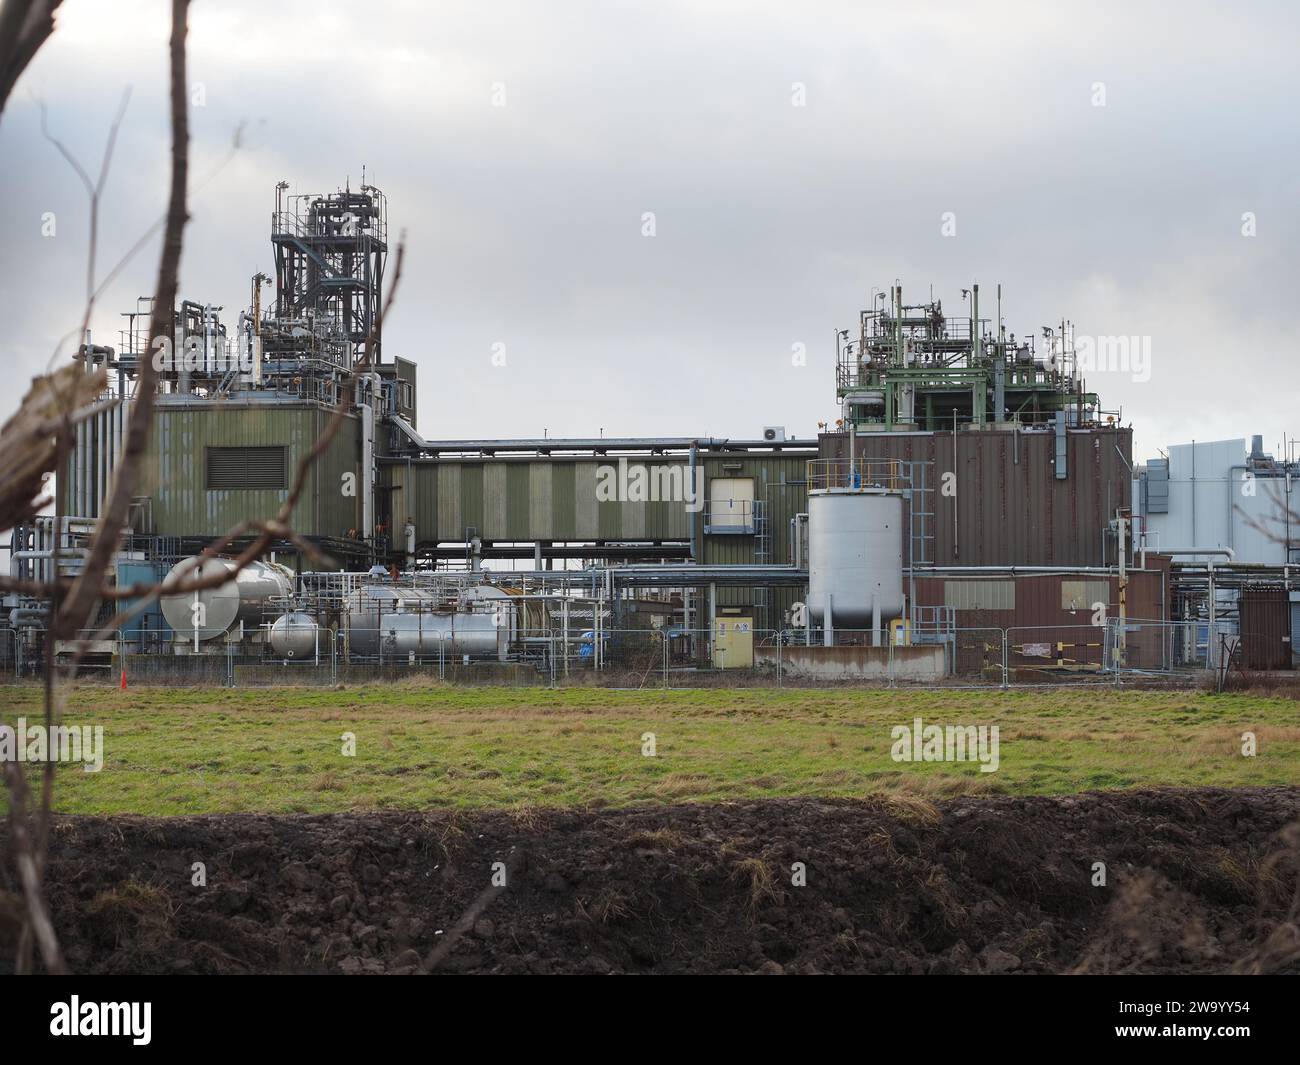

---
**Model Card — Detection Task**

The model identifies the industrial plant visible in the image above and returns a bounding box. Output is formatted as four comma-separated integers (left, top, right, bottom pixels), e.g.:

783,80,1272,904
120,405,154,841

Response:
5,180,1295,683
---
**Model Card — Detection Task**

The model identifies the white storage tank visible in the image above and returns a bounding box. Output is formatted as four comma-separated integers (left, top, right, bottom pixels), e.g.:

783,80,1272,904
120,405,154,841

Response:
807,488,904,628
344,585,441,654
378,608,506,660
269,612,320,658
160,556,295,642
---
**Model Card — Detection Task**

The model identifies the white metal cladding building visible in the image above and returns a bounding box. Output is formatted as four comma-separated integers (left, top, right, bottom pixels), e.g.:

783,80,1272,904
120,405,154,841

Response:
1132,437,1299,565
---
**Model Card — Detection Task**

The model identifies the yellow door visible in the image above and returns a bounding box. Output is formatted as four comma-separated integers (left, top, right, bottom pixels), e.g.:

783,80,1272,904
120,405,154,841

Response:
713,617,753,668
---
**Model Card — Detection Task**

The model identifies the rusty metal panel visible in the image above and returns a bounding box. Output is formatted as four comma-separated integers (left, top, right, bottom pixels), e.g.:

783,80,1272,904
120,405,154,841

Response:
1239,585,1290,670
914,567,1167,631
820,427,1132,567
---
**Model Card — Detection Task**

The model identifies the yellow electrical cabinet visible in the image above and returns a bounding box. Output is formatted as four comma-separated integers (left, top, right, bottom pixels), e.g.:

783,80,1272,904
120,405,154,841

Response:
712,616,753,669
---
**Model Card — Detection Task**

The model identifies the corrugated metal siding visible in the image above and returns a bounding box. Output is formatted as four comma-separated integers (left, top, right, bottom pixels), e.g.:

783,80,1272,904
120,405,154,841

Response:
916,570,1164,672
142,403,358,538
574,464,598,538
700,453,810,614
1061,579,1110,611
916,569,1164,622
391,456,701,544
438,464,461,538
944,579,1015,610
1239,585,1291,670
384,450,811,622
819,427,1132,566
529,464,553,539
483,463,507,533
460,463,484,535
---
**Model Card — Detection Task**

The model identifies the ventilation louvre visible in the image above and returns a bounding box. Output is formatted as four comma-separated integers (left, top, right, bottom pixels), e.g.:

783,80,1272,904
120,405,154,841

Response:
206,446,287,491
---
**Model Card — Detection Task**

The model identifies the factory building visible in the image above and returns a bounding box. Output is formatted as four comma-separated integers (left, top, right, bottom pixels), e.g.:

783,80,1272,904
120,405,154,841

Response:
1133,436,1299,565
1131,435,1300,669
4,180,1209,680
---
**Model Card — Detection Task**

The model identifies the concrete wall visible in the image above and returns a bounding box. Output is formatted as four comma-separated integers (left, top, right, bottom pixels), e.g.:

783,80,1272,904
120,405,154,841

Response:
755,643,945,681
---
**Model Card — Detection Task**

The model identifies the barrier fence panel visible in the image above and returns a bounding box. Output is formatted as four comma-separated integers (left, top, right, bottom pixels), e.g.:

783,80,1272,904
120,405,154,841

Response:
19,615,1285,689
1003,624,1114,686
948,628,1007,687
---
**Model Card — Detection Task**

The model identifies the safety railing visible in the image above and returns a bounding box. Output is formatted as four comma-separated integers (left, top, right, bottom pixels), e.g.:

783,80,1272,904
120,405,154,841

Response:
805,458,906,492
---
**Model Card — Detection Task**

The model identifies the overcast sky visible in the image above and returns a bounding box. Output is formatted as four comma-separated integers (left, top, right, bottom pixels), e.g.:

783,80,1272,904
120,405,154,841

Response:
2,0,1297,461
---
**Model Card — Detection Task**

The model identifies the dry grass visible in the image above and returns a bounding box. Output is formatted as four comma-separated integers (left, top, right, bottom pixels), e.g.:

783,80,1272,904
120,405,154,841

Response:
882,794,942,826
84,878,174,951
626,828,689,851
577,887,635,925
731,856,780,918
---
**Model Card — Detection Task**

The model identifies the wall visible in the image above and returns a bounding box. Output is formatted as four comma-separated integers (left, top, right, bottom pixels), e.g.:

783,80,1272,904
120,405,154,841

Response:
389,456,693,544
911,566,1170,671
1134,438,1295,564
819,426,1133,566
756,644,945,681
139,400,360,541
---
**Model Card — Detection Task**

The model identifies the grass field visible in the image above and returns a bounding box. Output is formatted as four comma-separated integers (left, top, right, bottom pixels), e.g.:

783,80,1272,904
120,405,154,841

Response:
2,684,1298,815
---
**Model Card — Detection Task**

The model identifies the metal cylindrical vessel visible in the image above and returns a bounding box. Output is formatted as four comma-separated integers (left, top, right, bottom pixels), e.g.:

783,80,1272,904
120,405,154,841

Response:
377,610,503,658
807,488,904,627
161,557,295,641
269,611,319,658
160,557,240,640
345,585,439,654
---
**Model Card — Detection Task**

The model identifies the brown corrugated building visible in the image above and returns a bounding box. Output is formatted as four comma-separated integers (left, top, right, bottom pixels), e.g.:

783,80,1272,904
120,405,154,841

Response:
820,426,1133,567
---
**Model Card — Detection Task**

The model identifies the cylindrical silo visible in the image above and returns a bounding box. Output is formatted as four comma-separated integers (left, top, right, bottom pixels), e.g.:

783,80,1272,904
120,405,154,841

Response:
807,488,904,629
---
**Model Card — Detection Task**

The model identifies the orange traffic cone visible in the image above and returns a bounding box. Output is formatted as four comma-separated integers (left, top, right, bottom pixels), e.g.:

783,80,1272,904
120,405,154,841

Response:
120,668,127,691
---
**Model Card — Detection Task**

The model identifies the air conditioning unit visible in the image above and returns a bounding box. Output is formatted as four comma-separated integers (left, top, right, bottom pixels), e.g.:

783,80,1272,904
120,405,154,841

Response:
762,426,786,442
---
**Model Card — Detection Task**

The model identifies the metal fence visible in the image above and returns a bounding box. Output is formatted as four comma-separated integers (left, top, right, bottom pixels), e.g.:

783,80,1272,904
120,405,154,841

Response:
8,616,1274,690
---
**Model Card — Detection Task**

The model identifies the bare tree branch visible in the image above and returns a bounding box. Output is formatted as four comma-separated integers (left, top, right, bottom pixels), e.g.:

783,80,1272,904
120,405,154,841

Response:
2,0,190,978
56,0,189,640
0,0,62,119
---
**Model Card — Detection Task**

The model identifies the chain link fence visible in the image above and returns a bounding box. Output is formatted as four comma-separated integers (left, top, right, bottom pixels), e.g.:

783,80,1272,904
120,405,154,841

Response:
6,616,1257,689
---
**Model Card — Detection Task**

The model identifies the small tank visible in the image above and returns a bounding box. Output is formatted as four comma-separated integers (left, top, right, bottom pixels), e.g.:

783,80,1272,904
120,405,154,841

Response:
269,612,319,658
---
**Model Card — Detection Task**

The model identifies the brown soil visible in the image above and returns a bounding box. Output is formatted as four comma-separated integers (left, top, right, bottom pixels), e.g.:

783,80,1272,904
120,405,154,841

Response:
4,787,1299,974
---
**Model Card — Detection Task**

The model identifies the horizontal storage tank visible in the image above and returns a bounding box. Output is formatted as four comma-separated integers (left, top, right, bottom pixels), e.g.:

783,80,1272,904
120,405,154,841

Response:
344,586,442,654
160,556,296,641
807,488,904,627
378,609,506,660
346,583,514,659
269,611,320,658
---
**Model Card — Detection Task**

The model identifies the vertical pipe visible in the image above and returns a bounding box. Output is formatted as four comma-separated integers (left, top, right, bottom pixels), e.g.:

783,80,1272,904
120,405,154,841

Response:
952,412,959,558
360,401,374,538
562,597,569,678
1207,562,1217,670
708,582,717,665
1117,512,1128,668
